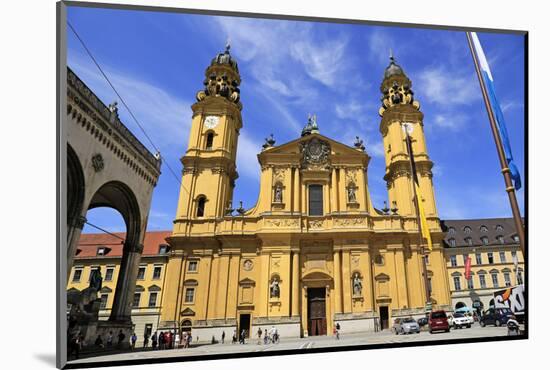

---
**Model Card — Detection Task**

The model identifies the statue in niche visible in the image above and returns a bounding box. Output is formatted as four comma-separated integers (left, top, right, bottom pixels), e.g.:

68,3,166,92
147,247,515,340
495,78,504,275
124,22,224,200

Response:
347,186,357,203
353,272,362,296
274,185,283,203
270,276,280,298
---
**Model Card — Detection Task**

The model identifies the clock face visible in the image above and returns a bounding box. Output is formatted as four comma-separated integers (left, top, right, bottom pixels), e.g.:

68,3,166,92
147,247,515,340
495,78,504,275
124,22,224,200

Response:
204,116,220,129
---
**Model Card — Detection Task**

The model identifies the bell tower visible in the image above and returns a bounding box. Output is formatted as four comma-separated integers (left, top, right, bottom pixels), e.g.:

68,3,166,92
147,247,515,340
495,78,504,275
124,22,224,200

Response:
379,54,437,218
175,44,242,222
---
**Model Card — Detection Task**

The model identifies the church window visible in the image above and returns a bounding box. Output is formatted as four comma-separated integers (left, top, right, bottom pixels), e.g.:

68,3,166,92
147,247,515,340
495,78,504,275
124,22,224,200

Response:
308,184,323,216
185,288,195,303
205,132,214,150
188,260,198,272
196,196,206,217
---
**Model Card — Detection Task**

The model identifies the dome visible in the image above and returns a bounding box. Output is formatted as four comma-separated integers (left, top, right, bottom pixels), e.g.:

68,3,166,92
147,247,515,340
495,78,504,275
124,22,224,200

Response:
210,43,239,72
384,56,406,79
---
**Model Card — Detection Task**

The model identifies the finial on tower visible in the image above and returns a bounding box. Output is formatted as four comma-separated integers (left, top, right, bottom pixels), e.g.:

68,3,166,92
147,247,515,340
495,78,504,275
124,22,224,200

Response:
389,48,394,62
225,38,231,53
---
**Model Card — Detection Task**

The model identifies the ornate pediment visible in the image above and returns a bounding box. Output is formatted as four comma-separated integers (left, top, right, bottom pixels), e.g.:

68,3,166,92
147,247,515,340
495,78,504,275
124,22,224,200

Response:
239,278,256,286
180,307,196,316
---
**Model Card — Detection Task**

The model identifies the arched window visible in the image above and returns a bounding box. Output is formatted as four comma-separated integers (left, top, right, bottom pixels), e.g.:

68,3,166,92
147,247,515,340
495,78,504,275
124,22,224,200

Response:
196,196,206,217
205,132,214,150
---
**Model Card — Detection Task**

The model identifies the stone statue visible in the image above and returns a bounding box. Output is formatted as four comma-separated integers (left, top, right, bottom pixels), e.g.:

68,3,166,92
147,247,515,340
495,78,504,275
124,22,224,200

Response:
270,277,280,298
89,268,103,293
347,186,357,203
353,273,362,296
274,185,282,203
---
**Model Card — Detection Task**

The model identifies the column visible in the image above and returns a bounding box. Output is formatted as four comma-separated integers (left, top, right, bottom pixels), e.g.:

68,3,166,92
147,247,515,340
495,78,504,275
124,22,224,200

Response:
341,250,352,313
333,249,343,314
67,214,86,282
110,241,143,322
364,248,373,311
331,167,338,213
206,253,220,319
291,250,300,317
293,167,300,214
216,253,231,319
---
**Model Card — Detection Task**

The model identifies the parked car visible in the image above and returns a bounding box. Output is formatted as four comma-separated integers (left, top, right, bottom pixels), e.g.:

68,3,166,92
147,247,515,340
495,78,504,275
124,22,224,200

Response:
392,317,420,335
450,312,471,329
480,307,514,327
428,310,450,333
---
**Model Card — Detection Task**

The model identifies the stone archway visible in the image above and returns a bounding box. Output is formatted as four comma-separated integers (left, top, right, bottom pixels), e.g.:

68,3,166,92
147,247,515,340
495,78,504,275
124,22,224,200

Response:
455,301,467,310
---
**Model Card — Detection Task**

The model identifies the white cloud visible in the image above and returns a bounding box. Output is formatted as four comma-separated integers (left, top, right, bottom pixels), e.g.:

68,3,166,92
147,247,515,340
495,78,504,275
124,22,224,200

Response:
416,67,479,106
68,53,192,156
501,99,523,113
236,131,262,180
432,113,468,131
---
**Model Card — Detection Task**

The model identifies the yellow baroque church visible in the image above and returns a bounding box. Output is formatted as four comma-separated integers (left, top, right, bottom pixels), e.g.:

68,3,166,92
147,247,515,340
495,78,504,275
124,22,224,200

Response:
159,45,451,339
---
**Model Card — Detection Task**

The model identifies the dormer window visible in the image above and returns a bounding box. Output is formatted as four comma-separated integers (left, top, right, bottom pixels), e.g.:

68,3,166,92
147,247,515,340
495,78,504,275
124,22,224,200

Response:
496,225,504,232
513,235,520,243
465,237,473,246
481,236,489,246
449,238,456,247
448,227,456,235
480,225,488,233
97,247,108,256
496,235,504,244
159,244,169,254
463,226,472,234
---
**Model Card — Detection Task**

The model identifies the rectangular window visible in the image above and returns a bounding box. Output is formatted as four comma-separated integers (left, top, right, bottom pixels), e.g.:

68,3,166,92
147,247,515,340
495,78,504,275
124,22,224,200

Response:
308,184,323,216
504,273,511,287
100,294,108,309
88,267,100,282
152,266,162,280
467,277,474,289
453,276,461,291
133,293,141,308
97,247,106,256
72,269,82,282
479,274,487,289
137,266,146,280
188,260,198,272
159,244,169,254
476,253,482,265
488,252,494,264
491,273,499,288
450,255,457,267
105,267,114,281
148,292,158,307
499,251,506,263
185,288,195,303
511,251,517,259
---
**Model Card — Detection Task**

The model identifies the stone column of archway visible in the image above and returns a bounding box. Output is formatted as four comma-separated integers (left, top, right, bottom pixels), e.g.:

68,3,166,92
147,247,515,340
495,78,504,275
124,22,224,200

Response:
66,144,85,280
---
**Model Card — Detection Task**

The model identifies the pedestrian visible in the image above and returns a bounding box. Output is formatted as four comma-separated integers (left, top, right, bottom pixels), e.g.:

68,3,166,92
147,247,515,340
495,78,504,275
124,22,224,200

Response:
143,333,149,349
182,331,189,348
264,329,268,344
159,331,165,350
131,332,137,350
151,331,158,350
336,322,341,340
240,329,246,344
117,330,126,349
221,331,225,344
257,327,263,344
165,331,172,349
95,334,104,348
274,328,279,344
175,331,180,349
107,331,113,347
68,332,80,360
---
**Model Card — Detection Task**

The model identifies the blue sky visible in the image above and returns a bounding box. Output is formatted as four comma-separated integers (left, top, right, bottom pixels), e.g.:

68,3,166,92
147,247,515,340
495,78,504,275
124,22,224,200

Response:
66,7,525,233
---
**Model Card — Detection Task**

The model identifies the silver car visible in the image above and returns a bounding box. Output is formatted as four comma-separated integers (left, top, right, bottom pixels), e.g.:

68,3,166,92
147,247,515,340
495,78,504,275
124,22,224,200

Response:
392,317,421,335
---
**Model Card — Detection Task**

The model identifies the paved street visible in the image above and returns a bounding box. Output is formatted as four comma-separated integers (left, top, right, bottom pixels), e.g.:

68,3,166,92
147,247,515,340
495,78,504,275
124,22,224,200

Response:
69,324,512,365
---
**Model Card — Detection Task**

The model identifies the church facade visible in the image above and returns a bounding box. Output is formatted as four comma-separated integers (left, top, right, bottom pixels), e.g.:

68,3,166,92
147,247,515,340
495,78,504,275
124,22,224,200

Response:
159,46,452,339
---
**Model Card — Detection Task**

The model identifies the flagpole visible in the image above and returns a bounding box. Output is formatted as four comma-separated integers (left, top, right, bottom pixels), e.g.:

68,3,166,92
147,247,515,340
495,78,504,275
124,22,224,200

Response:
466,32,525,255
404,129,431,306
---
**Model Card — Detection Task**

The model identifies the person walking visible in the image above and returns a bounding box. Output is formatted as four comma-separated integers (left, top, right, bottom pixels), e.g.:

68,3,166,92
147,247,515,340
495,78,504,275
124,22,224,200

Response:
151,331,158,350
175,331,180,349
263,329,268,344
117,330,126,349
143,333,149,349
221,331,225,344
257,327,263,345
95,334,104,348
159,331,165,350
106,331,113,348
232,330,237,344
131,332,137,349
336,322,341,340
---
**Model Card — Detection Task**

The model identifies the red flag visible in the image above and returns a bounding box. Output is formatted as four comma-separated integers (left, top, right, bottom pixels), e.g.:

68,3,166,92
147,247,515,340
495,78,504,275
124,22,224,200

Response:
465,256,472,280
